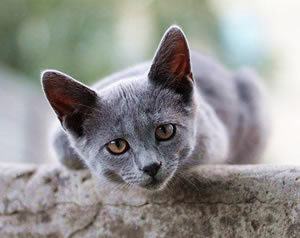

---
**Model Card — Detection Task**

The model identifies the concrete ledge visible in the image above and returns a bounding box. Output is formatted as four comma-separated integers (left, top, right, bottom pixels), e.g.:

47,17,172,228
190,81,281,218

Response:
0,164,299,238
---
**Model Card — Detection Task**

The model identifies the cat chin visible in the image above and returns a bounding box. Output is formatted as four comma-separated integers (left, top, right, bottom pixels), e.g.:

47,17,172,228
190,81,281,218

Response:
139,177,173,192
138,176,168,191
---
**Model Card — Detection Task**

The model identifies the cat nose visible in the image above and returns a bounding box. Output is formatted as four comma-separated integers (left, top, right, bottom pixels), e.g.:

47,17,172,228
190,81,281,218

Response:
141,162,161,177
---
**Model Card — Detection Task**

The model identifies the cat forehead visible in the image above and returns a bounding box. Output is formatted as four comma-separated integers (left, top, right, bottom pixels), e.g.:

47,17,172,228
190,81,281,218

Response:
97,76,184,114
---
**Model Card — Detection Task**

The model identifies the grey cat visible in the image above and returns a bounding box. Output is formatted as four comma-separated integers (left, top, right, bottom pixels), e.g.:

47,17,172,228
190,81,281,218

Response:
41,26,269,191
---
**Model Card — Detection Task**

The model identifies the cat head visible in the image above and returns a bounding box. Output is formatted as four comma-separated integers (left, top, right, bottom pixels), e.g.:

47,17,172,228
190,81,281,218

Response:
42,26,197,191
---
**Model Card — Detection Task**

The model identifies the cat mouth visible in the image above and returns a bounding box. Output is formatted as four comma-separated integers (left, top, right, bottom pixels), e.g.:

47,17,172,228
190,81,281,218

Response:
142,177,164,190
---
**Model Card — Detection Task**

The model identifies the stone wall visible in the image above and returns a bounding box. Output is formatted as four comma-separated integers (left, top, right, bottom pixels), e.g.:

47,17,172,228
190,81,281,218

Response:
0,163,299,238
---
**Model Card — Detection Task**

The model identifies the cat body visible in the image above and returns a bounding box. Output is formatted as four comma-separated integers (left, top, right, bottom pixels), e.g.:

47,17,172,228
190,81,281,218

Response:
42,26,268,191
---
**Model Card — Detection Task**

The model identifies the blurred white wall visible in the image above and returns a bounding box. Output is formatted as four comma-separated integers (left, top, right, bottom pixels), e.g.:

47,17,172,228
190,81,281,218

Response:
0,67,54,164
210,0,300,164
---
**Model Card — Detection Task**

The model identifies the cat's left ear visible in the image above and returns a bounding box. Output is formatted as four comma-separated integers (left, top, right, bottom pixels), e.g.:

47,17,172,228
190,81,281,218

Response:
148,25,193,96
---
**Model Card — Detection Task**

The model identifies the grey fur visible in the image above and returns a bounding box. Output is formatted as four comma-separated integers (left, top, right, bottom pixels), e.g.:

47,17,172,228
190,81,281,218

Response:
42,26,269,191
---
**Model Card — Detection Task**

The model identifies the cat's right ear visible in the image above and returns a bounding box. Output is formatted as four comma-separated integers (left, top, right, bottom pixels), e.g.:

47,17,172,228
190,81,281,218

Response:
41,70,97,136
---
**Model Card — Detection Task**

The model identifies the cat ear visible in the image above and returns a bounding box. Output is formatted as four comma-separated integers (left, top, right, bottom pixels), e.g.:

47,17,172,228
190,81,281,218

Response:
148,25,193,97
41,70,97,136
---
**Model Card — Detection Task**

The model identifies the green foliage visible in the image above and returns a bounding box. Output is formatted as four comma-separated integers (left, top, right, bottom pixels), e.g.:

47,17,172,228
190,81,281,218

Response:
0,0,218,84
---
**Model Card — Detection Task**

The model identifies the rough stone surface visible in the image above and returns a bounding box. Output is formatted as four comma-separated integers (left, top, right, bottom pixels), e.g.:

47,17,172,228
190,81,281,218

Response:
0,163,299,238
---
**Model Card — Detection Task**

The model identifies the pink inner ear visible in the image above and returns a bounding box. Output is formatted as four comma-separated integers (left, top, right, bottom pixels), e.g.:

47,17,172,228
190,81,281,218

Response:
48,90,78,117
167,34,191,79
169,54,188,78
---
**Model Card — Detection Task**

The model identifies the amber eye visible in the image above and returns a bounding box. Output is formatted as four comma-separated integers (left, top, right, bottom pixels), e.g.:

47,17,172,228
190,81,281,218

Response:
106,139,129,155
155,124,176,141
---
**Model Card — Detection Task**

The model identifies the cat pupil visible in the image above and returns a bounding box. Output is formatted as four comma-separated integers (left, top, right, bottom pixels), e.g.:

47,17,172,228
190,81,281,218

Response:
115,139,121,148
160,126,167,134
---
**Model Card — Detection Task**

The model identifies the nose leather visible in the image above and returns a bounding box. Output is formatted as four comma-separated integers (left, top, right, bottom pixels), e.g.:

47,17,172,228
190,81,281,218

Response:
141,162,161,177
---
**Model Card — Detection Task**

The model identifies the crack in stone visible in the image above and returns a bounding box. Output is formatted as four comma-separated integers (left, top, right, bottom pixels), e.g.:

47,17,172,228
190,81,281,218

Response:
1,195,292,217
0,201,101,216
15,170,35,180
67,206,101,238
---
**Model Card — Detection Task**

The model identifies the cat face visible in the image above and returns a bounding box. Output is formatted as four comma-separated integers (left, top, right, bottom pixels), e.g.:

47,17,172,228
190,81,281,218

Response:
80,78,195,190
42,26,196,190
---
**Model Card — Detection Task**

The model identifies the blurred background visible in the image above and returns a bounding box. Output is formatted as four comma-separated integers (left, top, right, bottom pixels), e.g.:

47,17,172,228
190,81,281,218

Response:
0,0,299,164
